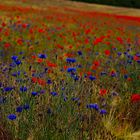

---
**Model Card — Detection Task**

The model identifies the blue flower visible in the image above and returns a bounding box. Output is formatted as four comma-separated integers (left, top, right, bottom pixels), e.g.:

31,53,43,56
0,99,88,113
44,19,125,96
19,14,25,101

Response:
20,86,27,92
66,58,76,63
47,79,52,84
89,76,96,81
100,109,107,115
23,104,30,110
117,52,122,56
7,114,17,120
137,60,140,63
4,87,13,92
16,106,23,112
87,103,99,111
124,74,128,79
67,67,76,72
77,51,82,55
31,91,38,96
50,92,58,96
11,56,18,61
44,68,48,72
71,97,79,101
38,54,47,59
136,53,140,57
47,108,52,114
14,59,21,65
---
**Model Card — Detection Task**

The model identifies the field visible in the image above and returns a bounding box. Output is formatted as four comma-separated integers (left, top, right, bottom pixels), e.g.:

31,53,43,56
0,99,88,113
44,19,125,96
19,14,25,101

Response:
0,0,140,140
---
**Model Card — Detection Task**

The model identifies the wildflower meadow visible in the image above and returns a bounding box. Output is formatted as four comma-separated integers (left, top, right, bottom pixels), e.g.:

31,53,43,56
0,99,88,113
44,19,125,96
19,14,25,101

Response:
0,0,140,140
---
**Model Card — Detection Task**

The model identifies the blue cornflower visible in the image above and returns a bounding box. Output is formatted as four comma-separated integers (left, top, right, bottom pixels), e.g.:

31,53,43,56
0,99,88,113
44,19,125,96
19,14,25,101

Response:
62,87,65,90
12,71,20,77
117,52,122,56
4,87,13,92
67,67,76,72
23,104,30,110
66,58,76,63
124,74,128,79
87,103,99,111
16,106,23,112
20,86,27,92
47,108,52,114
89,76,96,81
77,64,82,68
100,109,107,115
31,91,38,96
14,59,21,65
7,114,17,120
77,51,82,55
50,92,58,96
38,54,47,59
47,79,52,84
137,60,140,63
9,62,16,67
124,52,128,55
71,97,79,101
19,51,23,55
74,76,79,81
136,53,140,57
11,55,18,61
44,68,48,72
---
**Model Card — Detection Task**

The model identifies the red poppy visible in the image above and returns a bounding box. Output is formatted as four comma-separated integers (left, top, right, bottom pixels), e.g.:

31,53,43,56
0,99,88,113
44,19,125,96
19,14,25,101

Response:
0,27,2,32
93,37,103,45
104,50,110,56
134,56,139,61
85,38,89,44
17,38,23,45
85,29,91,35
31,77,38,83
37,78,46,86
37,58,43,63
99,89,107,96
117,37,123,44
131,94,140,103
46,61,57,68
127,77,133,81
2,22,6,27
4,43,11,48
22,23,28,28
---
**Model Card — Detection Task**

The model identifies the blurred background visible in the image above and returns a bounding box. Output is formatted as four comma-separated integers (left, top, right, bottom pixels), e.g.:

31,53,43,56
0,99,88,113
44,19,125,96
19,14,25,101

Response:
71,0,140,9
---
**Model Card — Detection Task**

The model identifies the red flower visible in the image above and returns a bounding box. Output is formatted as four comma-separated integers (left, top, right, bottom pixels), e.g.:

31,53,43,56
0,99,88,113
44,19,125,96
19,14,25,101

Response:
17,38,23,45
0,28,2,32
46,61,57,68
131,94,140,103
2,22,6,27
104,50,110,56
22,23,28,28
99,89,107,96
85,38,89,44
37,78,46,86
85,29,91,35
134,56,139,61
31,77,38,83
4,43,11,48
37,58,43,63
93,60,100,67
117,37,123,44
